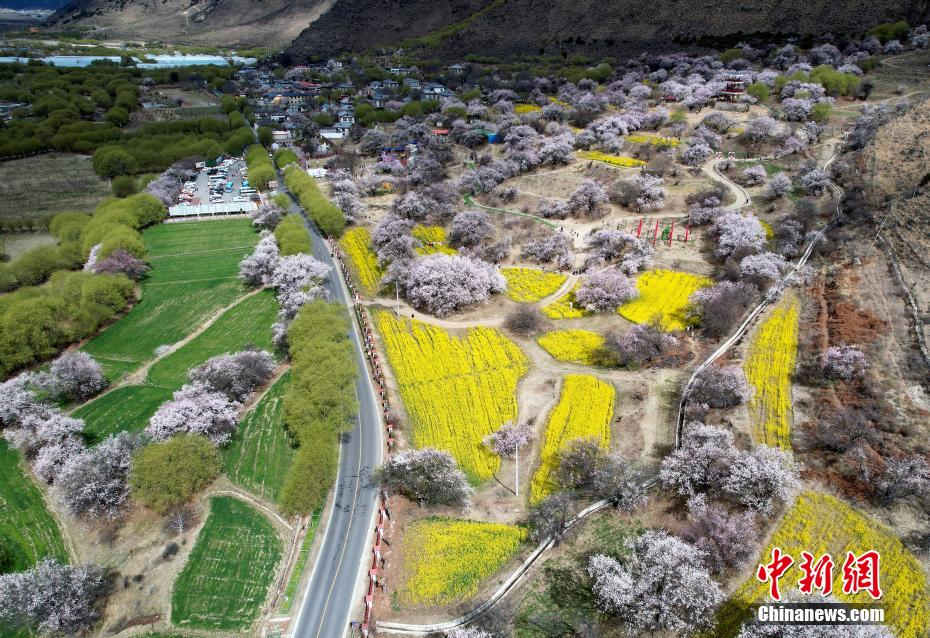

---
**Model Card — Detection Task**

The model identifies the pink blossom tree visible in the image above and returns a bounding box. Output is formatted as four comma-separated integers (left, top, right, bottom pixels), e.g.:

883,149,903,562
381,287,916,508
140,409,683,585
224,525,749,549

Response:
709,212,766,259
94,248,149,280
41,352,107,401
822,345,867,380
448,210,493,247
484,422,534,496
567,180,609,217
574,269,637,312
681,497,760,574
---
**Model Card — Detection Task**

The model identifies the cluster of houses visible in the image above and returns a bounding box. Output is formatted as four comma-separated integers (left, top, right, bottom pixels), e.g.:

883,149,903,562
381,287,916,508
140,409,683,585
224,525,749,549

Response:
237,60,460,147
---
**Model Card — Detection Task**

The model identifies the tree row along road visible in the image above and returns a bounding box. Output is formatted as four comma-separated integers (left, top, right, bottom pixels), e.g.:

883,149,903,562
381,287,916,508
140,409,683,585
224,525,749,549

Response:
377,150,844,636
276,172,384,638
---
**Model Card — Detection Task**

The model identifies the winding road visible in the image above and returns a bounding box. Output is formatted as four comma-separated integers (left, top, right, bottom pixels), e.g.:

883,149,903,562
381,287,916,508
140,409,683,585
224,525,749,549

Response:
276,172,383,638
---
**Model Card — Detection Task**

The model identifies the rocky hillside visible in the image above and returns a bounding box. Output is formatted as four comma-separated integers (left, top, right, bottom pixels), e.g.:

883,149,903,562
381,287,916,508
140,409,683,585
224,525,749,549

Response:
287,0,929,59
48,0,335,48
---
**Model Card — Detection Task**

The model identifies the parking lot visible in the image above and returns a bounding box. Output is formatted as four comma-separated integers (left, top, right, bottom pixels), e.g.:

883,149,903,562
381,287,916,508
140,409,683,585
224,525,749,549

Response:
177,158,261,207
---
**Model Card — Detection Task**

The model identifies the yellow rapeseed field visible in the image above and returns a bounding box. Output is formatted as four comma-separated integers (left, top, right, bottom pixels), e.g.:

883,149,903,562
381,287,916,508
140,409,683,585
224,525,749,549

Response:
618,269,712,331
625,133,681,147
413,225,457,256
744,298,799,449
376,313,530,481
537,330,605,365
339,227,384,295
514,103,542,114
502,267,567,303
399,517,527,607
715,491,929,638
530,374,614,503
760,219,775,240
541,282,588,319
577,150,647,168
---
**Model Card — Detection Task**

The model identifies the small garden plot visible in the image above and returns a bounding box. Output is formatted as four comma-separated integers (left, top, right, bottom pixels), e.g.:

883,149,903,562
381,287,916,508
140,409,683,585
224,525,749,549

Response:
744,298,799,449
75,385,173,443
146,290,278,389
339,227,384,295
537,330,605,365
576,150,647,168
413,225,456,256
224,373,294,502
530,375,614,504
82,220,258,380
171,496,282,632
541,282,589,319
376,312,529,482
502,267,567,303
397,517,527,607
618,269,712,332
716,492,929,638
0,441,68,573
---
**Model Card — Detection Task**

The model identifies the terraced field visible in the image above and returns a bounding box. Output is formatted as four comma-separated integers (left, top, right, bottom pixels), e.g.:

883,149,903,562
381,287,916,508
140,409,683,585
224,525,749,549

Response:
0,440,69,573
224,373,294,502
75,385,173,444
81,220,259,380
171,496,282,631
147,289,278,388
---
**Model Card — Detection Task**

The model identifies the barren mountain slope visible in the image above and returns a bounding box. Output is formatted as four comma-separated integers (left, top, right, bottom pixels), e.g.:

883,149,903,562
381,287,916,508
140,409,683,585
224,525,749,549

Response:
49,0,334,48
287,0,930,59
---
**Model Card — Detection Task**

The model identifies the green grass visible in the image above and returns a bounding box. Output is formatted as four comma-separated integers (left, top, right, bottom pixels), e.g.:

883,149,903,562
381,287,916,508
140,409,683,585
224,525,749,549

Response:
81,220,259,381
0,154,111,227
0,440,68,574
146,289,278,389
278,509,320,614
224,372,294,502
73,385,173,444
401,0,506,49
171,496,282,631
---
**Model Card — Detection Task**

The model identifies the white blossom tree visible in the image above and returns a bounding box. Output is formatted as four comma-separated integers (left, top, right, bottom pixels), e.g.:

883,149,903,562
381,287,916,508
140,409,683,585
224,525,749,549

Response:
689,365,752,408
0,559,106,636
146,382,240,446
39,352,107,401
55,432,140,519
270,254,331,319
239,234,280,287
587,531,723,635
567,180,609,217
380,448,472,507
660,423,740,497
741,165,767,186
188,349,276,401
709,212,766,259
739,252,789,287
522,232,573,269
251,203,285,230
765,173,792,199
876,455,930,504
722,445,800,514
404,254,505,316
0,376,51,428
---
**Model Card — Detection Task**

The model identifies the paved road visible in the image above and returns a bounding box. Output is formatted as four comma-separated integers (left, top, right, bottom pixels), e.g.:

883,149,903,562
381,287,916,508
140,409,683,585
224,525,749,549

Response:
276,174,383,638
